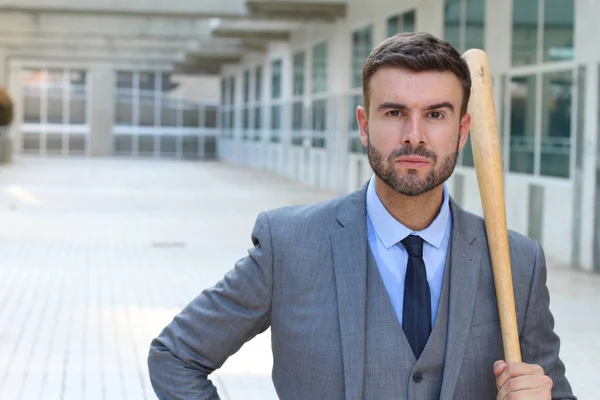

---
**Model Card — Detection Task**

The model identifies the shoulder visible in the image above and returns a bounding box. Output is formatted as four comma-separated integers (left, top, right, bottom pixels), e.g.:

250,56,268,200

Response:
262,191,353,230
454,203,542,266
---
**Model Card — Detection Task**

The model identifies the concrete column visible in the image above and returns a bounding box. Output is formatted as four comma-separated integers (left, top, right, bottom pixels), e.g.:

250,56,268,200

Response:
416,0,444,39
89,64,114,156
0,51,14,163
0,49,7,87
485,0,512,74
578,64,598,272
330,22,352,194
573,0,600,272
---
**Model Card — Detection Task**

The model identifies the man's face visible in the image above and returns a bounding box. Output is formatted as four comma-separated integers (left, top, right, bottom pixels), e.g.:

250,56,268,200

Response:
357,67,471,196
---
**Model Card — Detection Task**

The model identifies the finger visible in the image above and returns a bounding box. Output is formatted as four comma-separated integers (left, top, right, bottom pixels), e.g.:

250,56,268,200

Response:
496,363,545,389
493,360,507,377
497,376,543,399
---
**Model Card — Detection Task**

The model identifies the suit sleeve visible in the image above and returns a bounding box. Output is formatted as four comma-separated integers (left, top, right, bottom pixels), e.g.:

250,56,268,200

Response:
519,242,576,400
147,211,274,400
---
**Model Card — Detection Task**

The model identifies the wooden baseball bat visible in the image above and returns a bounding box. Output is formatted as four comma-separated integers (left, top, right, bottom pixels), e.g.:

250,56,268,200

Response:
462,49,522,363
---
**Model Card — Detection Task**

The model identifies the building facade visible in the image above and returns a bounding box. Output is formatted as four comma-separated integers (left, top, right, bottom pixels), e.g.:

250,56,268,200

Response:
215,0,600,273
0,0,599,273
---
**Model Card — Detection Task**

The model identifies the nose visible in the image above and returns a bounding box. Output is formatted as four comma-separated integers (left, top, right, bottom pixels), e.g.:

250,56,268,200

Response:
402,114,426,147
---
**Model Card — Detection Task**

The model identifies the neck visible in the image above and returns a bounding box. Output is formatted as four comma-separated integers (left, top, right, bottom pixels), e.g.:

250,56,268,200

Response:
374,177,445,232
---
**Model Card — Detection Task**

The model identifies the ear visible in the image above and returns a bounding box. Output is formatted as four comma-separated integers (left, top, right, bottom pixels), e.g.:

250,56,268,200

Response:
458,112,471,151
357,106,369,147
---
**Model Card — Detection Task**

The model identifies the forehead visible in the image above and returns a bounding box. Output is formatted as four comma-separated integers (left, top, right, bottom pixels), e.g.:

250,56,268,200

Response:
369,67,463,107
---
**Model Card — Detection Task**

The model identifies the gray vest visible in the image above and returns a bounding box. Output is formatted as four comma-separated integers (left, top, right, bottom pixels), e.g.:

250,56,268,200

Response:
364,249,451,400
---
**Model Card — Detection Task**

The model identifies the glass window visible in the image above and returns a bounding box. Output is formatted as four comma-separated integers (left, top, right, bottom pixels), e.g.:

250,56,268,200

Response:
254,107,262,141
22,69,42,123
220,110,227,129
271,59,282,99
161,73,177,93
540,70,572,177
388,15,400,38
444,0,485,52
444,0,462,51
543,0,574,62
243,107,250,130
182,102,199,128
509,75,537,174
138,97,155,127
254,107,262,130
229,76,235,106
348,94,362,131
46,69,63,124
139,73,155,127
255,66,262,102
312,99,327,131
69,70,86,124
312,43,328,93
292,101,303,131
311,99,327,148
115,91,133,126
161,98,178,127
465,0,485,51
21,67,89,127
351,26,373,88
243,70,250,104
348,94,365,154
205,106,217,128
270,105,281,142
221,78,227,105
512,0,539,66
158,73,179,128
117,71,134,89
404,10,416,32
139,72,155,92
293,52,305,96
291,101,304,146
228,110,234,132
460,136,474,167
512,0,574,66
271,105,281,130
387,10,416,37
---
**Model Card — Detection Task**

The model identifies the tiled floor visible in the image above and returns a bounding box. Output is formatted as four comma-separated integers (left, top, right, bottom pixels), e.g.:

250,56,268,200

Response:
0,156,595,399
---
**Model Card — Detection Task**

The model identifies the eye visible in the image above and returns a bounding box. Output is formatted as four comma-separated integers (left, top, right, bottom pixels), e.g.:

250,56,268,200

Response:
387,110,402,117
428,111,444,120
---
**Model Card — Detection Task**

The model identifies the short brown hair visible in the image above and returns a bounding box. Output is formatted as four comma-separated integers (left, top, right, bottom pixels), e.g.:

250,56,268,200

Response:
362,32,471,117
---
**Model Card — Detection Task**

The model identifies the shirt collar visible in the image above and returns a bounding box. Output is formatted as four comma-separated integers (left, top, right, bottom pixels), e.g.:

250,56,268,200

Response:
366,174,451,249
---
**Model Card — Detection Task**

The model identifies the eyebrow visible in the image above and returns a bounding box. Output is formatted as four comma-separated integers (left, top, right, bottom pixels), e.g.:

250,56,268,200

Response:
377,102,455,112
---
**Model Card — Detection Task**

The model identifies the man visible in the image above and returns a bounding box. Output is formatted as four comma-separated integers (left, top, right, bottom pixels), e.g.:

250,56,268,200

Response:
148,32,575,399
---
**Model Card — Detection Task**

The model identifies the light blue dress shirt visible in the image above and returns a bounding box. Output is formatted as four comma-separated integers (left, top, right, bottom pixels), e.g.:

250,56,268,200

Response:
366,174,452,327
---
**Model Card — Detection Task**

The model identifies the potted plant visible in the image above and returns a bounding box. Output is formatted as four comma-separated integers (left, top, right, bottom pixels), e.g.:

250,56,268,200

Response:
0,87,12,127
0,87,13,163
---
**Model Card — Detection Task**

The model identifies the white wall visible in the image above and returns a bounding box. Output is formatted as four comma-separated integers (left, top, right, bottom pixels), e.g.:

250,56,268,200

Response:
0,49,6,88
169,75,220,103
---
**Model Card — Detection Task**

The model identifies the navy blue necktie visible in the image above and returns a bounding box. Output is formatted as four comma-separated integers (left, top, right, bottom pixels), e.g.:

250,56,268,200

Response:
401,235,432,359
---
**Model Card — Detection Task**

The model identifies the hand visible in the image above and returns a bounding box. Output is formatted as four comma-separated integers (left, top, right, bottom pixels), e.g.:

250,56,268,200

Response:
494,360,553,399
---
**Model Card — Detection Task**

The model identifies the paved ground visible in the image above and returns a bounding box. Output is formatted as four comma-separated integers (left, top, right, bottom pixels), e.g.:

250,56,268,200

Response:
0,156,595,399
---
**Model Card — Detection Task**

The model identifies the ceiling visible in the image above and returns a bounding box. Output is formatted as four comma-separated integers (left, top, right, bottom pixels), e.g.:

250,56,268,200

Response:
0,0,348,74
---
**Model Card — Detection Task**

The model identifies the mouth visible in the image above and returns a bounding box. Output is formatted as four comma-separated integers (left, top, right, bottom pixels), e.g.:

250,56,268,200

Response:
395,156,430,168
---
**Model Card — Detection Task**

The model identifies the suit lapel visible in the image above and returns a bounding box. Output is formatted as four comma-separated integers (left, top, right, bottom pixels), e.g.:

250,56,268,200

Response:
331,187,368,400
440,200,483,399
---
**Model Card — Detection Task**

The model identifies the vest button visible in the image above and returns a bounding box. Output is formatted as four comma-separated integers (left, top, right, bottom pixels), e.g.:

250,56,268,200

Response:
413,372,424,383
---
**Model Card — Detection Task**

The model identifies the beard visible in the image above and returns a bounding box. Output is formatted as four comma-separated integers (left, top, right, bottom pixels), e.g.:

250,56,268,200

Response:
367,133,459,197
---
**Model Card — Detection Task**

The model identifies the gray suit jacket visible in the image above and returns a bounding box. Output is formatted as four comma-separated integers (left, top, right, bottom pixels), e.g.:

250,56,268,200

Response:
148,186,575,399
